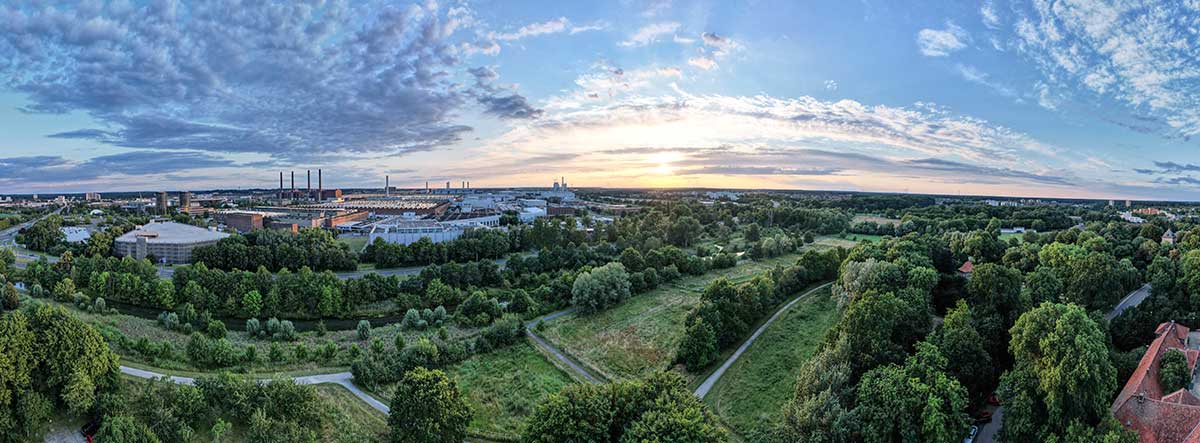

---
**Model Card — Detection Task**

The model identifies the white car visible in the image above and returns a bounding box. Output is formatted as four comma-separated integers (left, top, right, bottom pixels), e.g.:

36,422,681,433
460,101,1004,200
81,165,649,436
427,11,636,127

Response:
964,425,979,443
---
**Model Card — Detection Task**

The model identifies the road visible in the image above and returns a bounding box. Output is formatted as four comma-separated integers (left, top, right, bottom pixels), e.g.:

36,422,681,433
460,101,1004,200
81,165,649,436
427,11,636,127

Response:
976,282,1152,443
118,366,389,414
3,206,64,263
693,282,833,398
525,308,603,383
1106,283,1152,321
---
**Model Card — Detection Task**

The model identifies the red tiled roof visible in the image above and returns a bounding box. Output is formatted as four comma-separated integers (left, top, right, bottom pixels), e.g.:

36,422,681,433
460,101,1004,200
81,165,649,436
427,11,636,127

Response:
1112,322,1200,443
958,260,974,274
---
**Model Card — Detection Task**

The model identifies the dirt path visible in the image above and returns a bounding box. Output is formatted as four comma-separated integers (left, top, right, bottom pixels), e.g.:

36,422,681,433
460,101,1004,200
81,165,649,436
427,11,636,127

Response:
525,308,603,383
118,366,390,414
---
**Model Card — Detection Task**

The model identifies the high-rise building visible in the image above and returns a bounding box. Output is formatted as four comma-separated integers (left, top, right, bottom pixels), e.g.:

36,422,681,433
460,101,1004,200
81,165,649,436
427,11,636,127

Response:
179,191,191,211
156,191,169,215
85,192,101,201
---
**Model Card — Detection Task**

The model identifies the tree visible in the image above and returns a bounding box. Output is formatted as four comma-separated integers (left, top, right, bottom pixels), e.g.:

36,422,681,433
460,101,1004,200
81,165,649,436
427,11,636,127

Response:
928,300,992,399
388,368,470,443
745,223,762,242
667,216,702,247
571,262,632,314
853,342,971,443
524,372,725,443
999,302,1117,441
95,415,161,443
1159,349,1191,394
620,247,645,272
676,317,718,371
2,282,18,310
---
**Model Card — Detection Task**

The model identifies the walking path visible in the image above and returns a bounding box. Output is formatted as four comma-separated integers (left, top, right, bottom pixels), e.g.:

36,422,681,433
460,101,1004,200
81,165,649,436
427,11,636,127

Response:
118,366,389,414
524,308,603,383
693,282,833,398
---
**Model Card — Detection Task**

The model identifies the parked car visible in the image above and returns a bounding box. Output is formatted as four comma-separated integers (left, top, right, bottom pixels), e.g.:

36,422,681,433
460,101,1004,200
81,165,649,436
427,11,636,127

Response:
964,425,979,443
975,410,994,424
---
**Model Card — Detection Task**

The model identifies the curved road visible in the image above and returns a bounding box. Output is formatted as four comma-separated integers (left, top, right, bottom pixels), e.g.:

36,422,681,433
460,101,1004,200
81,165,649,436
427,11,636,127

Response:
118,366,389,414
694,282,833,398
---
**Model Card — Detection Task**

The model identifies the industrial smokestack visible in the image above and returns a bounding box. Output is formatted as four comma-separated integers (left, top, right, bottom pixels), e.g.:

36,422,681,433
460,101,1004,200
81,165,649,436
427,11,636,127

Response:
318,169,323,201
279,172,283,198
290,171,295,197
385,175,390,196
307,170,311,197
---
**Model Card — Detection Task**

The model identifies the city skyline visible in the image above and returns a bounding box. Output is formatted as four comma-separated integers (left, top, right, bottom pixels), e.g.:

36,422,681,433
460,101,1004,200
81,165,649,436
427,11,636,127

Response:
3,1,1200,200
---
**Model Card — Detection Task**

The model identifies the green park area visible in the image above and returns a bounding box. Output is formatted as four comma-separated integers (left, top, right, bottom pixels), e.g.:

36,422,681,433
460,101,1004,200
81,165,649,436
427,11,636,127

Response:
704,286,839,435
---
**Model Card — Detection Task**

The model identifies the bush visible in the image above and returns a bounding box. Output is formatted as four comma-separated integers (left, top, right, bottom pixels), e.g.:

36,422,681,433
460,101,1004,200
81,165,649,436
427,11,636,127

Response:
186,333,239,369
269,342,285,363
206,320,227,339
245,318,261,337
402,309,422,330
357,320,372,340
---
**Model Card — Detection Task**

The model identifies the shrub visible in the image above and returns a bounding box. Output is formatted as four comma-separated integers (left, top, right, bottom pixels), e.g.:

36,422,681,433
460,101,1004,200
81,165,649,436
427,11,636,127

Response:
571,262,632,314
206,320,227,339
245,318,262,337
186,333,239,369
268,342,285,363
395,334,406,350
676,317,719,371
293,343,309,362
402,309,422,330
357,320,372,340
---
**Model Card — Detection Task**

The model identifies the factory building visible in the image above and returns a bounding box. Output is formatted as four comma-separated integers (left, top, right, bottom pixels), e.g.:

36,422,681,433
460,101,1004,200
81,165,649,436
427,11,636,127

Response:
367,219,464,245
114,221,230,264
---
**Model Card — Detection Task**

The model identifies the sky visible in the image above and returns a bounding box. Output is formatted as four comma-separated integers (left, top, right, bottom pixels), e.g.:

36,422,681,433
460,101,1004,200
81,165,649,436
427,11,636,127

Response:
2,0,1200,200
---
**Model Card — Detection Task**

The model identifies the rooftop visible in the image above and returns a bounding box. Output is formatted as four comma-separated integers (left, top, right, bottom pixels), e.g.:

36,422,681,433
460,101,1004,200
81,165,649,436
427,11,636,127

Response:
1112,321,1200,443
116,221,230,244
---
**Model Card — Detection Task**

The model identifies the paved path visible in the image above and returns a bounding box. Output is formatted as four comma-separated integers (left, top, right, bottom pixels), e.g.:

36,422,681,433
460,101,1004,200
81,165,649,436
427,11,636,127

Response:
1106,283,1153,321
693,282,833,398
119,366,389,414
977,283,1150,443
525,308,603,383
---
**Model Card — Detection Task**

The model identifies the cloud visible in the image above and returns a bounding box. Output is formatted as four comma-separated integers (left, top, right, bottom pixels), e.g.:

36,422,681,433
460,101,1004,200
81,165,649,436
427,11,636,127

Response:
824,80,839,91
1135,161,1200,175
0,151,235,186
1011,1,1200,138
956,64,1018,99
0,2,527,162
688,57,718,70
468,66,544,119
570,21,610,34
980,1,1001,29
917,23,969,57
700,32,741,57
487,17,570,41
640,0,672,17
673,35,695,44
620,22,680,47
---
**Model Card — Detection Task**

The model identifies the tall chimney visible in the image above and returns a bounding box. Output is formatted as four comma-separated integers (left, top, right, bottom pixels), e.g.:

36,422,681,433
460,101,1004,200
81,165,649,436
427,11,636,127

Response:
279,172,284,198
307,170,311,198
318,169,323,201
290,171,295,197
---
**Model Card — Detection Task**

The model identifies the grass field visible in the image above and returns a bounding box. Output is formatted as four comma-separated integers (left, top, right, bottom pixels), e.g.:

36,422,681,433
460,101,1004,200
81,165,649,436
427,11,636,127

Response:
315,383,390,442
998,232,1027,242
450,340,575,439
704,286,839,435
851,214,900,225
538,247,831,382
366,339,573,440
337,235,370,253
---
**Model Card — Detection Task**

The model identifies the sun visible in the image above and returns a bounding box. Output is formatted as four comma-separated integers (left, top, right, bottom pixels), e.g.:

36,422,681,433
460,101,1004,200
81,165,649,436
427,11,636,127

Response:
646,152,682,175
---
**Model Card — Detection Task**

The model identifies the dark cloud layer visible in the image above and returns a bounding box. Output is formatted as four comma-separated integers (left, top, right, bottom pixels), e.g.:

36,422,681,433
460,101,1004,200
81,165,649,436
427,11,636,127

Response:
0,1,512,161
0,151,234,184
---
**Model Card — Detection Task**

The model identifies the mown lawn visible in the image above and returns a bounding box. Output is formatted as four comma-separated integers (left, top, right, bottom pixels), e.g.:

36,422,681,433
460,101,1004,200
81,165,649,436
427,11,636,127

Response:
450,340,575,439
538,247,829,382
704,286,839,436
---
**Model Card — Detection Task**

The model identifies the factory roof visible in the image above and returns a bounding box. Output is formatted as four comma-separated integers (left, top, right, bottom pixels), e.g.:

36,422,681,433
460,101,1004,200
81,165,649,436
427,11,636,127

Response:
115,221,229,244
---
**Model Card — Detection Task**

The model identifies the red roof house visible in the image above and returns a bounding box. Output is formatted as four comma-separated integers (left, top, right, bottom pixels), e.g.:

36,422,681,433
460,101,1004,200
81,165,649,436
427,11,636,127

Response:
957,260,974,274
1112,322,1200,443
